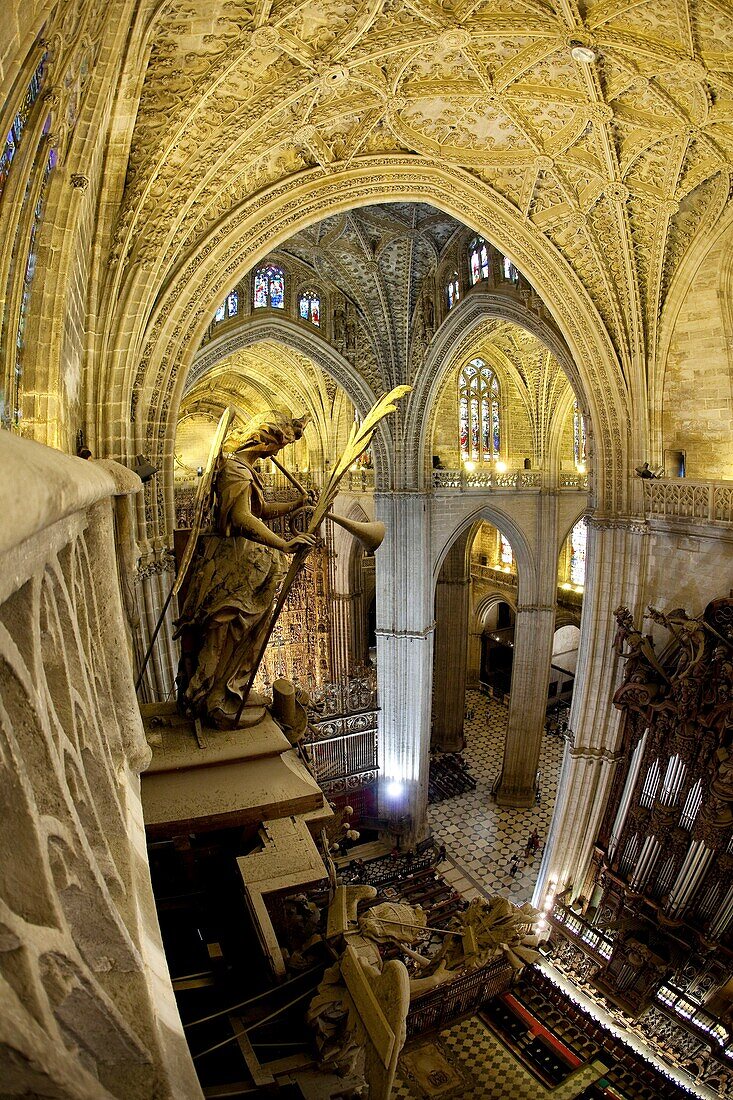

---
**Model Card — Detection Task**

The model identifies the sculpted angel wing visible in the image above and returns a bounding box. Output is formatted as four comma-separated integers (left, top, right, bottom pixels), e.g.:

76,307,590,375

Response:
172,406,235,597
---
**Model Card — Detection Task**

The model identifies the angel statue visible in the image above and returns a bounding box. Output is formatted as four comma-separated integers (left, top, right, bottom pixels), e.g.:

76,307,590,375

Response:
174,409,316,728
134,387,410,727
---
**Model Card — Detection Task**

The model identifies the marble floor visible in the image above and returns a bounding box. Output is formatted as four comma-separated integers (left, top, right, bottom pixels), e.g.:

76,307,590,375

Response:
393,1013,560,1100
427,688,566,908
389,691,571,1099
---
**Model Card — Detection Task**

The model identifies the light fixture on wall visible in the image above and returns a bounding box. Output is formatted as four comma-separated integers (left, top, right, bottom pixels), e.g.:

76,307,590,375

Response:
495,460,507,473
576,463,586,474
463,460,476,473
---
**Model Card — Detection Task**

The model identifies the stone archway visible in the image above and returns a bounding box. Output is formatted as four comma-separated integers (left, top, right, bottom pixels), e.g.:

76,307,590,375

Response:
99,159,629,542
99,161,631,844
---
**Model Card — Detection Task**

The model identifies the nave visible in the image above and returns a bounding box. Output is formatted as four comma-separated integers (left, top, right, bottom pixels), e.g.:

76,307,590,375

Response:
427,690,565,909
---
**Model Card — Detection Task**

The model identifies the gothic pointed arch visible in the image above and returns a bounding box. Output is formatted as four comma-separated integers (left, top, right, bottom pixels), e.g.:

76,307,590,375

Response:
98,161,629,547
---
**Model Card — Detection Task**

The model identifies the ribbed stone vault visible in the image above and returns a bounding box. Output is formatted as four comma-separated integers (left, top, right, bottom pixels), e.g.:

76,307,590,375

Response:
114,0,733,369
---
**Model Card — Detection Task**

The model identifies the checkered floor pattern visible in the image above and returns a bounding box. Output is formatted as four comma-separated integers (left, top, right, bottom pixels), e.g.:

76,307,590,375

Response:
392,1014,552,1099
392,692,568,1099
428,689,565,908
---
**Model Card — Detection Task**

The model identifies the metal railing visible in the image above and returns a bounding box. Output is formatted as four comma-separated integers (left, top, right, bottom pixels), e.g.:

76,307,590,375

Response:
407,955,514,1037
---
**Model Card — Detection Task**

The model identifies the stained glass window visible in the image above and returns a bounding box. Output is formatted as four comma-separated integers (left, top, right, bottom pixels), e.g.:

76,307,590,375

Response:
254,270,268,308
500,534,513,566
214,303,226,322
569,519,587,586
253,265,285,309
459,358,501,464
298,289,320,326
0,52,47,202
227,290,239,316
573,400,587,468
503,255,518,282
469,237,489,285
446,273,460,309
270,269,284,308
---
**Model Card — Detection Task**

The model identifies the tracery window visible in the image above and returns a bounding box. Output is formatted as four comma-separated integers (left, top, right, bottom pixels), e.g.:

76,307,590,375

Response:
459,358,501,464
569,519,586,586
0,52,47,201
502,255,519,282
446,272,460,310
573,400,587,469
499,534,513,567
298,289,320,326
253,265,285,309
213,288,239,324
469,237,489,285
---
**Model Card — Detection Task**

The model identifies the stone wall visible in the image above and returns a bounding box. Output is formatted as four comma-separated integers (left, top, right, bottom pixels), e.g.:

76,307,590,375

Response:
0,432,200,1099
662,235,733,480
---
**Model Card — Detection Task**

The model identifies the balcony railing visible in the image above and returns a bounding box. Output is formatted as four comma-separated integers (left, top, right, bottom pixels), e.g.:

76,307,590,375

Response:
644,479,733,526
433,468,588,490
471,562,518,587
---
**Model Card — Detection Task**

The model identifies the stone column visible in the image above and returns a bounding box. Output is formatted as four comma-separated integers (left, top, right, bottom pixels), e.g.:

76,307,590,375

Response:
328,590,364,681
495,603,556,805
466,616,483,687
432,533,471,751
534,519,649,904
135,549,178,703
375,492,434,846
495,492,558,807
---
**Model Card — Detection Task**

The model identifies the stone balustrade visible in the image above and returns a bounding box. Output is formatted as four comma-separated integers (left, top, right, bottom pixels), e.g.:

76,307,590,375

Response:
644,478,733,526
432,468,587,491
0,433,200,1100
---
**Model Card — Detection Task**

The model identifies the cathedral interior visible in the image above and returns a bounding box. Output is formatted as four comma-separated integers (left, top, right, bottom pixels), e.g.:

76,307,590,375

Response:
1,1,733,1097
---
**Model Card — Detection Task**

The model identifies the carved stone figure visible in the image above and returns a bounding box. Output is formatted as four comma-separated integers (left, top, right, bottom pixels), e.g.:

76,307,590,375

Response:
612,606,667,709
175,411,315,727
424,293,435,332
333,305,346,348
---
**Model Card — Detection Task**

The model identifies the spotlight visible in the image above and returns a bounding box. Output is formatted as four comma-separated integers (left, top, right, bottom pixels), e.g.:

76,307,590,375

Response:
386,780,404,798
495,460,507,473
463,460,476,473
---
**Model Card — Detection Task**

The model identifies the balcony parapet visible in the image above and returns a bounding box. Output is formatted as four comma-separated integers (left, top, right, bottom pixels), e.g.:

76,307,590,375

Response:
433,468,588,491
644,479,733,527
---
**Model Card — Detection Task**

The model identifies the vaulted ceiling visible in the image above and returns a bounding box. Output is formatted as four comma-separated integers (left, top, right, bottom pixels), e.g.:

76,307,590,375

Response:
280,203,461,377
117,0,733,369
